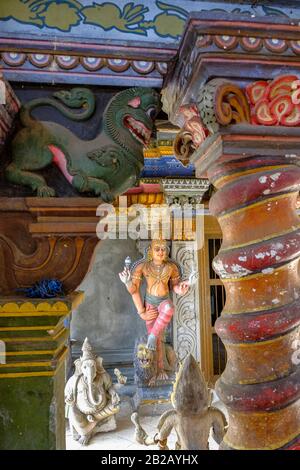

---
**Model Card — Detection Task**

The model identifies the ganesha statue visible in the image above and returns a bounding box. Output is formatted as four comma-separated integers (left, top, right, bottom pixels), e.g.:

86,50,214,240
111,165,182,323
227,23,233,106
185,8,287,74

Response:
65,337,120,446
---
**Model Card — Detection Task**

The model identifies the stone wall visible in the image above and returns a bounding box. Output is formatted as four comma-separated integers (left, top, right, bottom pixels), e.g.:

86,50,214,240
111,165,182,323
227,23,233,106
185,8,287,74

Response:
71,239,146,376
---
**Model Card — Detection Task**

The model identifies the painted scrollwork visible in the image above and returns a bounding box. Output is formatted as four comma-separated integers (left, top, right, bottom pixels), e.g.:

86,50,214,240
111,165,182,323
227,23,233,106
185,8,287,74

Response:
171,242,200,362
173,130,194,167
197,78,250,133
173,104,208,166
246,75,300,126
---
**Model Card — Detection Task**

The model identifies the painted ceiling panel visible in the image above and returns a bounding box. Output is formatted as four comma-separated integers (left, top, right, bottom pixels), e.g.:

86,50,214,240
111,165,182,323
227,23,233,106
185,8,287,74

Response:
0,1,299,46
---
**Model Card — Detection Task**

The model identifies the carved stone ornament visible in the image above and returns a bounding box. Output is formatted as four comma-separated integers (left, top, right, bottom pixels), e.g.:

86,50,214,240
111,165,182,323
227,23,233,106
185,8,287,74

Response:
171,241,201,362
65,337,120,446
161,178,209,207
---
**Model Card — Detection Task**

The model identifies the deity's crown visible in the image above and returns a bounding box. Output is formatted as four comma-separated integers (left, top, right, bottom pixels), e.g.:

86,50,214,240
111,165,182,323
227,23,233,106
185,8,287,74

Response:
81,337,96,361
150,235,168,248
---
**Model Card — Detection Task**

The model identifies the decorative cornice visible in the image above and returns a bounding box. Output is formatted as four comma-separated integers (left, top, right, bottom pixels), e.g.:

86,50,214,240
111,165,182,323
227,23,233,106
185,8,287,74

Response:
0,292,83,314
190,126,300,179
160,178,209,206
162,14,300,122
0,294,83,378
172,75,300,167
193,33,300,57
0,50,168,86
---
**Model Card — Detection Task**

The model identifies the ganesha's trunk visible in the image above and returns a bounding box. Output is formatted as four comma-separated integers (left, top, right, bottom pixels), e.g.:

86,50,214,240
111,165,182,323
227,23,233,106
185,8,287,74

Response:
87,379,102,408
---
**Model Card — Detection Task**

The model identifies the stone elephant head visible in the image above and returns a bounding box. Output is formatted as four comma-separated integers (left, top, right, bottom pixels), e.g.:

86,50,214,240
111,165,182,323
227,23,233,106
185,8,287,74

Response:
74,338,105,407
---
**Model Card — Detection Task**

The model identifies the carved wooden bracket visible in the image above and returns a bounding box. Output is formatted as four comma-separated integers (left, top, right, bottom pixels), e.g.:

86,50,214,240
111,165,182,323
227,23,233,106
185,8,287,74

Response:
173,104,208,166
0,197,101,296
172,76,300,166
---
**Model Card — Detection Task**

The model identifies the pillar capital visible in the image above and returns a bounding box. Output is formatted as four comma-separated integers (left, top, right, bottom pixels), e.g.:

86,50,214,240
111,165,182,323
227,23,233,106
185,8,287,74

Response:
162,12,300,124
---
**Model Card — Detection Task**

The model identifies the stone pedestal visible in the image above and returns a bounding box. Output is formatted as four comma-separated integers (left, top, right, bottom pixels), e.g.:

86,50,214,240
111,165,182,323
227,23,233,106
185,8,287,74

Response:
0,293,83,450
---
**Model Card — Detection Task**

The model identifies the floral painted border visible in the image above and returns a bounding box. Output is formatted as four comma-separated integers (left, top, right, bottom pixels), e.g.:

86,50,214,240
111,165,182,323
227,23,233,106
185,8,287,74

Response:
0,1,292,39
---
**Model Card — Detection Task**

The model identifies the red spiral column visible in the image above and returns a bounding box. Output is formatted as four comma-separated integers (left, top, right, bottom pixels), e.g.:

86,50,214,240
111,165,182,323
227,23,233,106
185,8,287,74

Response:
208,153,300,450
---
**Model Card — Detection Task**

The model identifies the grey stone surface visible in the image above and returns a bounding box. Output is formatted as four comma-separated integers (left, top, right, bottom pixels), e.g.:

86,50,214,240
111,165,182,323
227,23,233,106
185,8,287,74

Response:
71,239,146,368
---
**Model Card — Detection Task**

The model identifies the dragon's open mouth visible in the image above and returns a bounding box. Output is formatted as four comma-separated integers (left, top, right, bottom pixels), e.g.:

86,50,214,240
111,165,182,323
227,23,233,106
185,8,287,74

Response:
124,116,152,145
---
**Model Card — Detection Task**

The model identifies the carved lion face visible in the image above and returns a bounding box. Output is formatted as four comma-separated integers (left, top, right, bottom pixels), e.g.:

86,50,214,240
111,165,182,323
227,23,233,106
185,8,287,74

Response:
106,88,161,148
136,343,154,369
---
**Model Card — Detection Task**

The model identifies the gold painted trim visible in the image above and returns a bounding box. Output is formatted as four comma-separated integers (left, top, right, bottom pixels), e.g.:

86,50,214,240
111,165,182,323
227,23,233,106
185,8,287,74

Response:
143,146,174,158
220,224,300,252
5,350,57,356
72,291,84,310
222,303,285,315
0,371,54,378
0,348,68,377
0,312,69,318
1,328,67,342
219,192,297,221
238,371,290,385
198,235,215,384
0,361,52,368
214,165,290,188
141,398,170,405
224,428,300,451
0,326,57,332
227,333,287,348
0,301,69,314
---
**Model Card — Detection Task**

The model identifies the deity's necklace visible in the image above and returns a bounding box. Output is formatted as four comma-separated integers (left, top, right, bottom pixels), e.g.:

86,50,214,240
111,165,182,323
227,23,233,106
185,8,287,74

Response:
148,262,171,297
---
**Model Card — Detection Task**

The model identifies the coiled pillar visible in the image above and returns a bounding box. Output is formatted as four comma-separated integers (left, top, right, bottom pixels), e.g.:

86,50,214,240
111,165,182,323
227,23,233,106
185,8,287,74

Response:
209,154,300,450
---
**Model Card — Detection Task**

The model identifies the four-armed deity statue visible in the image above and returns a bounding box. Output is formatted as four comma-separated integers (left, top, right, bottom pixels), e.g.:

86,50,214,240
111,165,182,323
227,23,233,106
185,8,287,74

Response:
65,338,120,446
119,239,190,384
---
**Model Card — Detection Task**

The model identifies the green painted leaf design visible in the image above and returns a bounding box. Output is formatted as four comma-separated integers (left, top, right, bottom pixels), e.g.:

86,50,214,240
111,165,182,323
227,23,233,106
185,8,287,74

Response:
122,3,149,22
262,5,289,18
156,0,188,18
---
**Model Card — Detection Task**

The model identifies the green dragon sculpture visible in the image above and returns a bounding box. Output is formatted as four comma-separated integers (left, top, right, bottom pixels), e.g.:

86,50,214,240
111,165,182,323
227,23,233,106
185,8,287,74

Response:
5,87,160,201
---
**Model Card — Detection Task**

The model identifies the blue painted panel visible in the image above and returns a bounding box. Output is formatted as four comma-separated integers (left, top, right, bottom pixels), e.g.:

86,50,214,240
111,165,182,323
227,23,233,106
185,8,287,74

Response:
0,1,299,46
142,156,194,177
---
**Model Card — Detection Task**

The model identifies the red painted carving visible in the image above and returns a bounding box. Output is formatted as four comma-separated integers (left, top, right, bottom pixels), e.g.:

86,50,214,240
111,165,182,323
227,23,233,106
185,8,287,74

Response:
173,104,208,166
246,75,300,126
180,104,208,147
